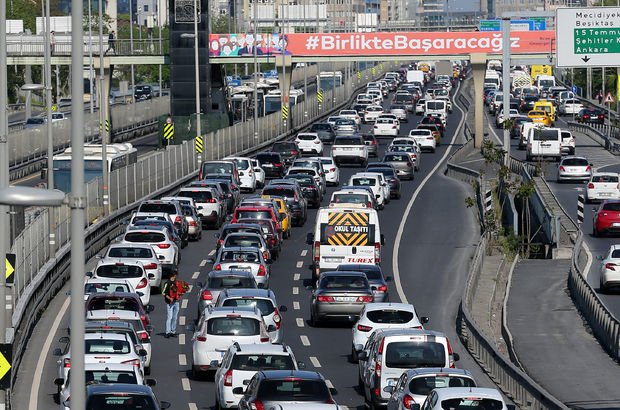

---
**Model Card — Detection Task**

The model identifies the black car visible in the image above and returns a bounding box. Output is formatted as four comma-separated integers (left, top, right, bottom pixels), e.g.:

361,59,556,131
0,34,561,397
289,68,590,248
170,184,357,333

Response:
262,183,307,226
271,141,300,166
134,85,153,101
202,178,238,213
576,108,605,125
367,164,401,199
520,95,538,112
284,174,322,208
256,152,286,179
352,101,371,116
84,383,170,409
419,115,445,136
310,122,336,144
336,263,391,302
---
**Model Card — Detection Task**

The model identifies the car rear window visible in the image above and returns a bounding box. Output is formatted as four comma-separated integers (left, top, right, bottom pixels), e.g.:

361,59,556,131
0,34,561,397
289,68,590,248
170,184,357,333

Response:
107,247,153,259
85,339,130,354
221,298,275,316
87,297,141,312
95,264,143,279
221,251,260,262
335,137,363,146
384,341,446,368
287,176,313,187
562,158,588,166
592,175,619,183
207,276,256,289
366,310,414,323
85,282,131,294
297,134,317,141
207,317,261,336
332,193,367,204
311,123,332,131
262,187,296,198
231,354,295,371
138,203,176,214
86,394,157,409
426,101,445,110
256,379,330,402
440,398,503,410
257,153,281,164
602,202,620,211
224,236,262,248
272,143,297,152
236,210,272,220
232,159,250,170
352,178,376,187
409,130,431,136
82,370,138,384
179,189,214,202
409,376,475,396
320,275,369,289
533,129,559,141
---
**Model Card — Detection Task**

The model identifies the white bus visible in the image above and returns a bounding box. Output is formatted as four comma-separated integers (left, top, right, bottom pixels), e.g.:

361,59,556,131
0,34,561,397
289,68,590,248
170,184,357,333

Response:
318,71,343,90
263,89,305,116
53,143,138,193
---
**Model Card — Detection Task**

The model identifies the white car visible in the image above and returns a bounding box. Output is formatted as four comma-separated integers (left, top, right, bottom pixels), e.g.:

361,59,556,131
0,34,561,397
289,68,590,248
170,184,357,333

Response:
600,244,620,292
294,132,324,155
364,105,384,123
91,260,151,306
84,278,134,301
318,157,340,186
415,98,426,115
339,109,362,126
351,303,429,362
374,118,399,136
191,306,272,378
559,99,584,116
420,387,508,410
225,156,257,192
119,226,180,275
348,173,388,208
408,129,437,152
251,159,265,188
587,172,620,203
495,108,519,128
99,243,163,290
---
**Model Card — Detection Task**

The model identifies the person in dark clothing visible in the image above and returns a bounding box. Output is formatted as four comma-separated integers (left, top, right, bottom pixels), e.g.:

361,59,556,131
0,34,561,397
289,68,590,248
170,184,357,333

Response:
105,31,116,55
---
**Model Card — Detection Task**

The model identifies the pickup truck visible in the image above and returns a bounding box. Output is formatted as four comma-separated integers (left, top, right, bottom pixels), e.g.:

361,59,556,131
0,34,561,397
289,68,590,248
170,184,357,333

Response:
331,135,368,167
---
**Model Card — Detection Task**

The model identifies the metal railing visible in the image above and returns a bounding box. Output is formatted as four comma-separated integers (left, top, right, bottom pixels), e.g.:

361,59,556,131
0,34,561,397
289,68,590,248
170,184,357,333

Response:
568,121,620,155
7,36,168,56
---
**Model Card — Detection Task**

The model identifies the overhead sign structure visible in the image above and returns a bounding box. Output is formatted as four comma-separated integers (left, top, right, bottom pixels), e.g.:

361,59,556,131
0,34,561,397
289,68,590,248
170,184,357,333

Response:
480,19,546,32
556,7,620,67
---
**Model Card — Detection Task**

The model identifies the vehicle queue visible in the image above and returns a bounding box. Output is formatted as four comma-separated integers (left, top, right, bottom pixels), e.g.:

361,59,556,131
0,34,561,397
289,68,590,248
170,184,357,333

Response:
51,62,512,410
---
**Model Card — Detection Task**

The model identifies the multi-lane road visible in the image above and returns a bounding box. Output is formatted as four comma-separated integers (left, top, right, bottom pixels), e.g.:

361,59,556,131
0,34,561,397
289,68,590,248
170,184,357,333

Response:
13,79,512,409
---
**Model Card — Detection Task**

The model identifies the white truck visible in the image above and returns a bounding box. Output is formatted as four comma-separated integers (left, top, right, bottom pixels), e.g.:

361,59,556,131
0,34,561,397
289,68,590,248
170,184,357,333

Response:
406,70,425,85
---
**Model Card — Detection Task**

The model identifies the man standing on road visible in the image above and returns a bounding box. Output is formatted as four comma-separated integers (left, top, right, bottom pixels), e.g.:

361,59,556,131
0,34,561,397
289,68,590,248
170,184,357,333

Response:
162,271,184,338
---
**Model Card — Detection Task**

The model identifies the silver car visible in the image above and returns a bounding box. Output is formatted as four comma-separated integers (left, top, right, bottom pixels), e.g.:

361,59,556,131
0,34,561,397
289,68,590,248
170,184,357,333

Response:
383,152,414,180
209,246,271,288
196,270,258,319
310,271,374,326
557,156,592,183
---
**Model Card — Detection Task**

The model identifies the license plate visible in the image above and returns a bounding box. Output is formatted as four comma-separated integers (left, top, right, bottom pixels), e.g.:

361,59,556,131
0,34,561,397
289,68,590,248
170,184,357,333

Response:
613,223,620,227
343,147,353,151
335,296,356,302
324,257,343,263
600,192,612,197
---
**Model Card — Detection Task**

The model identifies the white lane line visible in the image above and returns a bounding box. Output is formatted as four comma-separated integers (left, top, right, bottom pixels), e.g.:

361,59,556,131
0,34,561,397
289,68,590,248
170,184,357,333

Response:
179,333,186,345
325,379,334,389
208,250,216,256
300,250,308,257
300,335,311,346
192,271,200,280
188,285,193,292
296,261,303,268
181,299,188,309
293,273,300,281
293,301,300,310
189,404,198,410
292,287,299,295
179,316,186,326
30,296,70,410
199,259,207,267
296,318,305,327
391,81,465,305
181,377,191,391
179,354,187,366
309,356,322,367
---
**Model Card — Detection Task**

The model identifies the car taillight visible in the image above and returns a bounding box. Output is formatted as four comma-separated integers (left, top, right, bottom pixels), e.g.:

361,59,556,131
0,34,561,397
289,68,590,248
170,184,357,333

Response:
121,359,141,367
427,136,434,140
224,369,233,387
586,166,591,172
189,220,197,227
157,244,170,249
251,400,265,410
175,216,182,223
357,324,373,332
143,263,157,270
268,237,277,246
330,168,336,172
140,315,148,327
218,239,224,247
273,308,281,329
263,251,269,261
447,339,456,368
139,331,150,341
63,358,71,368
136,278,148,289
317,295,335,302
559,166,566,172
588,183,595,189
208,198,217,203
196,335,207,342
258,265,266,276
292,150,299,156
375,243,381,264
377,285,388,292
403,394,416,409
357,295,374,302
231,184,237,190
599,114,605,119
406,162,412,168
201,290,213,300
314,140,320,144
260,335,270,343
275,163,283,167
375,360,382,377
214,264,221,271
605,263,616,271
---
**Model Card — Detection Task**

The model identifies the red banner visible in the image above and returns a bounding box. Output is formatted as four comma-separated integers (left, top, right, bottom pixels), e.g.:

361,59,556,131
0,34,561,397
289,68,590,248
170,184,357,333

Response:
209,31,556,57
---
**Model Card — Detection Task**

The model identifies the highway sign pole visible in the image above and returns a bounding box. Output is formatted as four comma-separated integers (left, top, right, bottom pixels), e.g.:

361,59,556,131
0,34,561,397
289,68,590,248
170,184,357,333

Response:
99,0,109,217
0,0,8,404
502,17,511,165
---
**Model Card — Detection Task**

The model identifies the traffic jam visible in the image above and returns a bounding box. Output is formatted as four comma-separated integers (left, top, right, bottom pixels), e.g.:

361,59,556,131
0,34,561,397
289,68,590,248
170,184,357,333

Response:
52,62,512,409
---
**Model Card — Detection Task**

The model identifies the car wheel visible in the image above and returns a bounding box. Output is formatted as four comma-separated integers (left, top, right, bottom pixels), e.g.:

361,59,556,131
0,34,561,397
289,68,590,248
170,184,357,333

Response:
145,365,151,375
600,281,607,294
593,226,599,237
350,345,359,363
310,311,319,327
191,366,202,380
215,397,224,410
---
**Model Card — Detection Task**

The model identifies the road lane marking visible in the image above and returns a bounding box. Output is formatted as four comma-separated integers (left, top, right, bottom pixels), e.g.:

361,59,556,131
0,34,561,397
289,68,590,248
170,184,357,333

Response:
300,250,308,257
192,271,200,280
296,261,303,268
292,287,299,295
293,301,300,310
181,299,188,309
392,80,464,305
189,404,198,410
208,250,216,256
309,356,322,367
179,316,186,326
30,296,70,410
296,318,305,327
200,259,207,266
300,335,310,346
179,354,187,366
293,273,300,281
325,379,334,388
179,333,186,345
181,377,191,391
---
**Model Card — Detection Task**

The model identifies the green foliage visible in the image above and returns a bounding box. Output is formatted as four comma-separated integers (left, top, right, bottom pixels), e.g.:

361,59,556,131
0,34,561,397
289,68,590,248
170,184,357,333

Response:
515,180,535,200
464,196,476,208
497,228,522,259
211,14,231,34
481,138,505,165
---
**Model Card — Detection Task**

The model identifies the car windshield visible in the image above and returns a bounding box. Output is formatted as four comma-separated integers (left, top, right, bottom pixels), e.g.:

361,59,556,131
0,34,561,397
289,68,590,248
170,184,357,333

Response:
256,379,331,402
221,298,275,316
231,354,295,371
86,393,157,409
592,175,619,183
221,251,260,262
207,275,256,289
95,265,143,279
85,282,131,294
384,341,446,368
320,275,369,290
562,158,589,166
602,202,620,211
85,339,130,354
206,317,260,336
440,398,504,410
367,309,414,323
408,376,475,396
107,247,153,259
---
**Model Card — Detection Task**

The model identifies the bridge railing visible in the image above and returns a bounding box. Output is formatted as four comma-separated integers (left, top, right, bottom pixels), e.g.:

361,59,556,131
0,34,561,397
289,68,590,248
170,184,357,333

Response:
6,36,168,56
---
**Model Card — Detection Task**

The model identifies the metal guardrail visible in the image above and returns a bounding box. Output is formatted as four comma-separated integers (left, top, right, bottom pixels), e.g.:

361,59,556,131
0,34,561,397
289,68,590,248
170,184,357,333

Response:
568,121,620,155
7,37,168,56
8,62,395,401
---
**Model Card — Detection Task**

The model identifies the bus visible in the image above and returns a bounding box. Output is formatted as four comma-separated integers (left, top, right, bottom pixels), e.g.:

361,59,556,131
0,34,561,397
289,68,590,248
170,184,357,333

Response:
317,71,343,90
53,143,138,193
263,89,305,116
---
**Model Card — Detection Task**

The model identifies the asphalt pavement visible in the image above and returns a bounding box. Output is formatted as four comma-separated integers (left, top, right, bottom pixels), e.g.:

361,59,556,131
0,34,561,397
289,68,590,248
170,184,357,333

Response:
14,80,503,410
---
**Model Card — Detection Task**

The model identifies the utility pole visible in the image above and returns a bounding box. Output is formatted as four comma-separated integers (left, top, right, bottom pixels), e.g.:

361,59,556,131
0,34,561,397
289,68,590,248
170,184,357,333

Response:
99,0,109,216
501,17,511,165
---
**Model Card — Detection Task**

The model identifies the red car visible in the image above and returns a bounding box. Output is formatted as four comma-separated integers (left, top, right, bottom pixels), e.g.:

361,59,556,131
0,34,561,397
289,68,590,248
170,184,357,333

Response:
231,206,281,235
593,200,620,237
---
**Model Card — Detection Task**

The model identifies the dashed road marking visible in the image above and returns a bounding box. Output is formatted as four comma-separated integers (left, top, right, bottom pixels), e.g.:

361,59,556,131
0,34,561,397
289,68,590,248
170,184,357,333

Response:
309,356,321,367
179,316,186,326
293,273,300,281
292,287,299,295
300,335,310,346
300,250,308,257
296,261,303,268
296,318,304,327
200,259,207,267
192,271,200,280
181,299,188,309
325,379,334,388
181,377,191,391
208,250,216,256
189,404,198,410
293,301,300,310
179,354,187,366
179,334,186,345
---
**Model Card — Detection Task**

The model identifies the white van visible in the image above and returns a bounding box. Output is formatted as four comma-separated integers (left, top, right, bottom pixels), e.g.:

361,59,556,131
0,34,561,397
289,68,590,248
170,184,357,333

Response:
536,74,556,91
526,127,562,162
306,205,384,280
424,100,447,125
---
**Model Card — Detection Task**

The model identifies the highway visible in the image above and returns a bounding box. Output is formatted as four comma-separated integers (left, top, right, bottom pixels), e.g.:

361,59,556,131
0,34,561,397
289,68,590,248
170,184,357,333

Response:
13,80,507,409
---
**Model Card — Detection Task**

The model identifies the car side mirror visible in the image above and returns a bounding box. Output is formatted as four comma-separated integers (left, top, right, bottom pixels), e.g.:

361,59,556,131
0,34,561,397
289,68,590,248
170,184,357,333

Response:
146,304,155,313
59,336,70,344
146,325,154,333
85,271,93,278
232,387,245,395
206,258,215,264
357,351,368,360
160,402,171,410
146,379,157,387
54,378,65,386
138,349,148,357
453,352,460,361
239,171,245,176
297,361,306,369
383,385,394,394
380,234,386,246
410,405,421,410
596,255,604,260
306,232,314,245
158,255,165,260
210,360,220,367
420,316,430,324
329,388,338,396
198,206,204,210
95,253,102,259
267,324,277,333
148,273,155,279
